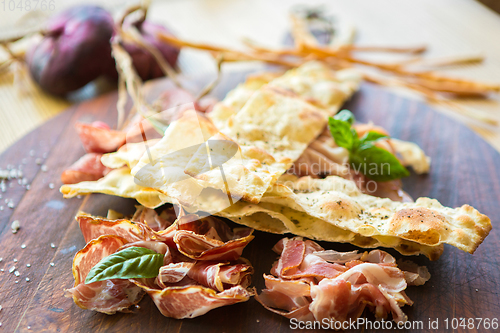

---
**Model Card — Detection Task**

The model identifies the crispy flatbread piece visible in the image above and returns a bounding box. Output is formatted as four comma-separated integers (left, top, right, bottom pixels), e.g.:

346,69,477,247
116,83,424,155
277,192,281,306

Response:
263,176,489,257
188,62,360,202
131,62,361,205
183,171,491,259
60,168,168,209
184,186,444,260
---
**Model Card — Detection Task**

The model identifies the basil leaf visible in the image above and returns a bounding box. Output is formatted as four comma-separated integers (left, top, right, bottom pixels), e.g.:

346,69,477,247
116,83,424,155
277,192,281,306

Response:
328,117,356,150
85,247,164,284
334,109,355,125
350,145,410,182
360,131,388,144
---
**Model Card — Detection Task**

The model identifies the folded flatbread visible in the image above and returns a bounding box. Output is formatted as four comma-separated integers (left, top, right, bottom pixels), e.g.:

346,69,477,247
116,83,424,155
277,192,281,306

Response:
131,62,361,205
195,175,490,260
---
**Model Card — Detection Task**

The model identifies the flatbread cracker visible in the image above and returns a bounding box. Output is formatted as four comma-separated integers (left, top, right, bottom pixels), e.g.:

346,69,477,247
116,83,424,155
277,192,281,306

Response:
60,168,168,209
263,175,491,255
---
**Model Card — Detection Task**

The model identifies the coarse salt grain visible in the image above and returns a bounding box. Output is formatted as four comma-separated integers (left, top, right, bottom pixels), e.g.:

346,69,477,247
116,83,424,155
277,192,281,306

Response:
41,165,48,172
50,243,56,248
13,258,17,262
49,183,54,189
26,278,30,282
29,150,35,157
50,262,55,267
14,271,20,277
15,280,18,284
0,257,2,262
7,201,15,209
0,269,3,272
21,244,26,249
11,220,20,233
35,158,43,165
26,185,31,190
9,266,15,273
26,264,31,267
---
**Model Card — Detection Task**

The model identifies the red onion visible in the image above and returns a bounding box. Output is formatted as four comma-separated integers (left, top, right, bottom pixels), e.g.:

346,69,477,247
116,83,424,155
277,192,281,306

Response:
121,20,180,81
26,5,115,95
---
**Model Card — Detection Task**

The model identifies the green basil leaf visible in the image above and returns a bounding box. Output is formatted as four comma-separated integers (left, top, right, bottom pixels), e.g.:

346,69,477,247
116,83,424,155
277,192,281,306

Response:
350,145,410,182
360,131,389,144
85,247,164,284
334,109,355,125
328,117,356,150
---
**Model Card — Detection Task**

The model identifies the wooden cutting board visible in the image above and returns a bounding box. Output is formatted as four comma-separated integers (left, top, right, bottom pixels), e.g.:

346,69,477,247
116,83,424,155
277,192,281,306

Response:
0,71,499,333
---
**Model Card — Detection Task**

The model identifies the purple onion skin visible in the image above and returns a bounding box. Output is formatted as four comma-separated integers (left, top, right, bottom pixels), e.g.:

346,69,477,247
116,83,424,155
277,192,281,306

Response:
122,21,180,81
26,5,115,95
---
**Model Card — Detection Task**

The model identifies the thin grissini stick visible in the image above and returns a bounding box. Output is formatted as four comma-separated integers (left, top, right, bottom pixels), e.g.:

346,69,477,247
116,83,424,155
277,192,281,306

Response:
157,32,242,54
303,46,500,93
339,44,428,54
162,32,499,98
207,50,303,67
410,78,494,97
363,73,498,126
397,53,485,68
164,29,497,94
157,33,302,67
242,38,304,56
157,22,499,125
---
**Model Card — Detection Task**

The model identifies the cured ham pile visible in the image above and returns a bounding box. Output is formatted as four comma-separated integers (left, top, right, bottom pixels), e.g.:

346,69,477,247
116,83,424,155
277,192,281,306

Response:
256,237,430,323
66,207,255,318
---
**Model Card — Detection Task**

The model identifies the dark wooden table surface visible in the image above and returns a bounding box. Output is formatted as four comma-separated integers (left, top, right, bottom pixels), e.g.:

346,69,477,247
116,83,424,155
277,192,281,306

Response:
0,71,498,332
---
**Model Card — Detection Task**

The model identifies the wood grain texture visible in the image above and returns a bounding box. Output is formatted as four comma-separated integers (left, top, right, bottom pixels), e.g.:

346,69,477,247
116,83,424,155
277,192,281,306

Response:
0,71,498,333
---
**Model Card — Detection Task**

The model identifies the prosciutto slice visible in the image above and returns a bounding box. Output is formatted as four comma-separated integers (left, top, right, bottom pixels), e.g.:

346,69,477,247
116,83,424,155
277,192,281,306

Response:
257,237,430,325
76,212,167,244
290,125,416,202
132,279,252,319
131,206,177,232
76,121,127,154
187,259,253,292
65,235,145,314
174,215,254,261
61,153,110,184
